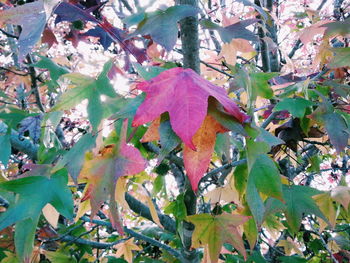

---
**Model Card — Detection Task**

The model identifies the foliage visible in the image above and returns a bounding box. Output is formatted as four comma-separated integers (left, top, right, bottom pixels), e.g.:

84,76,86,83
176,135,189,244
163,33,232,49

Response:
0,0,349,263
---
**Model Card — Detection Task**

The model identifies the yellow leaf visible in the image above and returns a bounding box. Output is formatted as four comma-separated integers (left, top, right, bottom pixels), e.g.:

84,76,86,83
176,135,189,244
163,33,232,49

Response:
114,237,141,263
278,237,303,256
331,186,350,211
75,200,91,222
115,177,130,211
140,117,161,142
42,203,59,228
187,213,250,262
205,180,241,208
313,192,336,230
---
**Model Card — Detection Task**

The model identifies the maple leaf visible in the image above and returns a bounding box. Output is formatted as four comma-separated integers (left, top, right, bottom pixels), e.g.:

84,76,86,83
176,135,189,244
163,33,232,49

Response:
54,3,147,63
187,213,250,262
51,60,117,131
200,18,259,43
0,168,73,262
113,237,141,263
184,115,226,191
282,185,328,233
0,1,46,62
80,120,146,234
132,67,249,150
129,5,200,51
18,114,43,144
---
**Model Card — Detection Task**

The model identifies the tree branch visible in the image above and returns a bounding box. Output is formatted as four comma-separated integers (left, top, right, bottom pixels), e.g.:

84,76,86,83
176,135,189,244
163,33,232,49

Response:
125,193,176,234
80,216,181,259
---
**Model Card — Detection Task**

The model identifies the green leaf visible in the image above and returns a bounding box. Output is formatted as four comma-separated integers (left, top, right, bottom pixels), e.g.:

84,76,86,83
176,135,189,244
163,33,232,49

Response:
246,177,265,227
15,218,38,262
0,132,11,167
158,120,181,164
45,249,78,263
0,169,73,228
52,61,116,131
130,5,199,51
256,127,284,147
0,108,32,128
123,11,146,26
164,194,187,221
109,93,145,120
0,169,73,261
249,154,283,201
33,55,69,87
187,213,250,262
328,47,350,68
282,185,327,233
278,256,307,263
322,112,349,153
233,162,248,196
274,98,313,118
251,72,278,99
132,63,167,80
54,133,96,182
200,18,259,43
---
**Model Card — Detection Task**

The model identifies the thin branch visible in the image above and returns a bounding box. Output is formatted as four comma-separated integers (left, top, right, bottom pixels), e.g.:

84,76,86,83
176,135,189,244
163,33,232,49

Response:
0,28,19,39
26,55,45,112
124,193,177,234
200,59,235,78
261,111,279,129
80,216,182,259
60,235,126,249
308,219,339,263
199,159,247,186
0,66,28,76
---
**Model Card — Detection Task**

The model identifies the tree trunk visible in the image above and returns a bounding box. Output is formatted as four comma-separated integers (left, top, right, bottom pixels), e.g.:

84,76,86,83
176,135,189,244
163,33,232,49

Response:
176,0,200,262
176,0,200,73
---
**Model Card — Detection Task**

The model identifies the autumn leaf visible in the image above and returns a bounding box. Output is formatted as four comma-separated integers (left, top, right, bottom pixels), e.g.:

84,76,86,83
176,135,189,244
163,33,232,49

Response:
278,237,303,256
18,114,43,144
0,0,46,62
322,112,349,153
132,67,249,150
328,47,350,68
331,186,350,211
184,115,226,191
187,213,250,262
80,120,146,233
113,237,141,263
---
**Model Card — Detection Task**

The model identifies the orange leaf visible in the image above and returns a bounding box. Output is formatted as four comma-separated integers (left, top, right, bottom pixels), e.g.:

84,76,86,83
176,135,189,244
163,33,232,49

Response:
114,237,141,263
184,115,227,191
140,117,160,142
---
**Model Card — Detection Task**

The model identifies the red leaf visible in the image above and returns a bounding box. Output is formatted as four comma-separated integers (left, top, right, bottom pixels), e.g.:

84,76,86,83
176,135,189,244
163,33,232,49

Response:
132,67,249,150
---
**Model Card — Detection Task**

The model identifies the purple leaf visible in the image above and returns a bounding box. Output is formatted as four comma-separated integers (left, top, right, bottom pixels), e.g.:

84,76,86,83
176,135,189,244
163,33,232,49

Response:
18,114,43,143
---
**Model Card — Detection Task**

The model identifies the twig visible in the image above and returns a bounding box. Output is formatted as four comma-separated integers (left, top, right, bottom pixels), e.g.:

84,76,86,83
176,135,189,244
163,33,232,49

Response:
80,216,182,259
200,59,235,78
308,218,339,263
261,111,279,129
60,235,127,249
26,55,45,112
0,28,19,39
199,159,247,186
0,66,28,76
